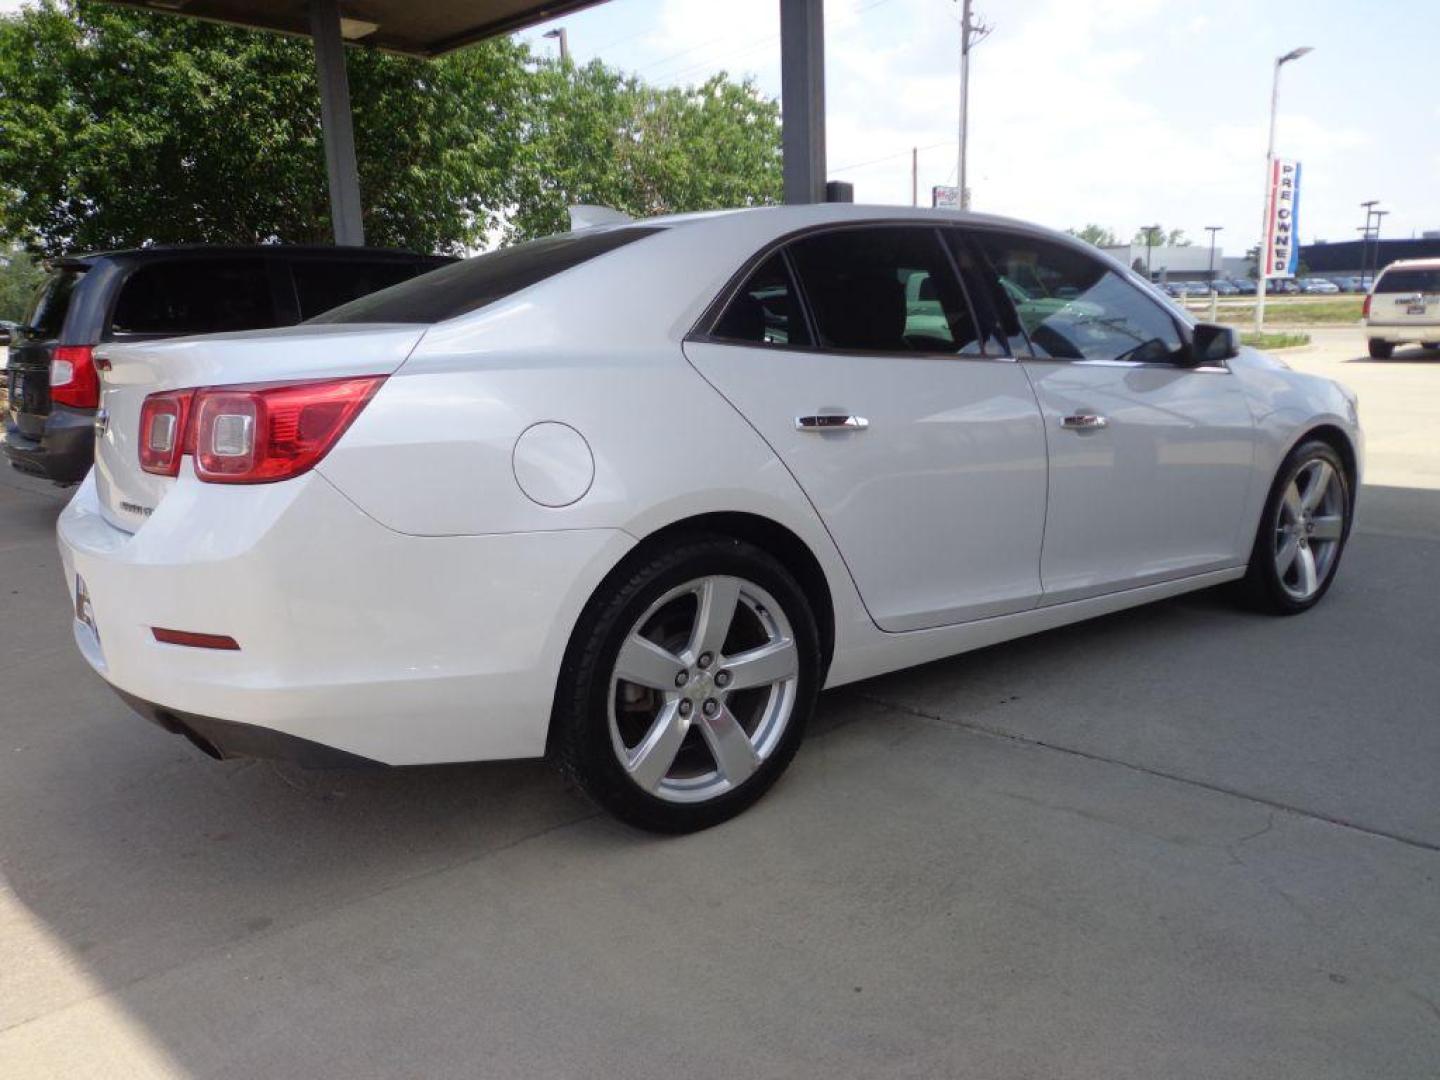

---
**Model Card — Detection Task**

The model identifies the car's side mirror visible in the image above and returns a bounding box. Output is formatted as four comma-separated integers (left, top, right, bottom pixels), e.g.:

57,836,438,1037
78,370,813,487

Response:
1188,322,1239,366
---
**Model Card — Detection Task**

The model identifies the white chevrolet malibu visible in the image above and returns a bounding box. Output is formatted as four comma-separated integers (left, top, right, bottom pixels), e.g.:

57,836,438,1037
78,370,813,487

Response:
59,205,1361,832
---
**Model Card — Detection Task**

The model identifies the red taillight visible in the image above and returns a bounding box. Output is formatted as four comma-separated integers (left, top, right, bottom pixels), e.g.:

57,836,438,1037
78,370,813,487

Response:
137,375,384,484
1362,293,1372,319
138,390,195,476
50,345,100,409
152,628,240,650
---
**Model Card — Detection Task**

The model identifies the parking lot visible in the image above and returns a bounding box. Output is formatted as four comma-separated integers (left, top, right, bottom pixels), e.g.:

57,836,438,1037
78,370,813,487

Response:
1,327,1437,1077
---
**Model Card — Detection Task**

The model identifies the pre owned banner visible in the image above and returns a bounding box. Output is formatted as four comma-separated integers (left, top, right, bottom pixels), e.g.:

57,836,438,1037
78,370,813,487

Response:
1265,158,1302,278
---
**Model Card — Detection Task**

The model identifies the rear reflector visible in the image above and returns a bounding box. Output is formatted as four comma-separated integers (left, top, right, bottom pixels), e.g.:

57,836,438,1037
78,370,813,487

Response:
152,628,241,650
50,345,100,409
1362,293,1372,319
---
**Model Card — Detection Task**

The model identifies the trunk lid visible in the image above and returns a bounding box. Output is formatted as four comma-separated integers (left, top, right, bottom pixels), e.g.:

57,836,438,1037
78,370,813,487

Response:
94,323,427,533
1371,265,1440,328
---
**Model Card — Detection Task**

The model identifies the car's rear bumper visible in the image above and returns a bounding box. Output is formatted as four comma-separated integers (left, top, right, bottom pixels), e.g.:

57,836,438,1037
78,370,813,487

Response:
1365,322,1440,344
57,471,635,765
3,405,94,483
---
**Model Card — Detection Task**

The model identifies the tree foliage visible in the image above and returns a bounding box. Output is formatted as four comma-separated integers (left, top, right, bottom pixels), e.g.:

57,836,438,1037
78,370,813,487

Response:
1066,223,1118,248
1131,225,1191,248
0,2,782,256
0,248,46,321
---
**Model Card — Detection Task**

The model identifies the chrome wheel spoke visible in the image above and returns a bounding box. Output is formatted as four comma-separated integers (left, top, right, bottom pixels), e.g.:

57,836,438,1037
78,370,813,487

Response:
1310,514,1343,541
722,639,798,691
626,701,687,794
689,576,741,659
1293,544,1319,597
1301,461,1334,513
1275,533,1301,575
699,704,760,786
615,634,684,690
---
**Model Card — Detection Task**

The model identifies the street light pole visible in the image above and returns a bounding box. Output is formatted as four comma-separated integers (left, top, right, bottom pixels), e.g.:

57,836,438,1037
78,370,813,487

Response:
1256,46,1313,334
1205,225,1223,319
1359,200,1379,285
543,26,569,63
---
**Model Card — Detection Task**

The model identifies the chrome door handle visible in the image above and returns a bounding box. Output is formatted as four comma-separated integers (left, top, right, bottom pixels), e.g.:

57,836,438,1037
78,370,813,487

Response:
1060,413,1108,431
795,414,869,432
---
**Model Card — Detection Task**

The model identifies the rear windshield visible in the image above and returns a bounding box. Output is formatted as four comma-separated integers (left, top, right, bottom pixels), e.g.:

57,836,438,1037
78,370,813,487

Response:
110,258,278,335
24,269,84,339
1375,268,1440,293
310,227,661,325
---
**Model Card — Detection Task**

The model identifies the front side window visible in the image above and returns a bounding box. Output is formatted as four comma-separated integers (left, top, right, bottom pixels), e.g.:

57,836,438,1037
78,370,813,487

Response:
972,232,1184,364
786,227,980,354
110,259,276,336
711,253,812,348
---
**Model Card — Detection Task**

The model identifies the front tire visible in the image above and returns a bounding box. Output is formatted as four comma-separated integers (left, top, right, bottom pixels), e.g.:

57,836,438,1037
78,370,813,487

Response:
552,535,821,833
1235,439,1351,615
1368,338,1394,359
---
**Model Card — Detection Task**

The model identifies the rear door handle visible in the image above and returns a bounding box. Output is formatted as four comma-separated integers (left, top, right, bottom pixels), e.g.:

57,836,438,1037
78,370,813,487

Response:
1060,413,1108,431
795,414,869,432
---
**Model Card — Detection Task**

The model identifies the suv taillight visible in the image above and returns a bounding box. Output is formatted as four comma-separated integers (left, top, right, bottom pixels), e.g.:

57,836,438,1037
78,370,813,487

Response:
1362,293,1372,319
137,376,384,484
50,345,100,409
138,390,195,476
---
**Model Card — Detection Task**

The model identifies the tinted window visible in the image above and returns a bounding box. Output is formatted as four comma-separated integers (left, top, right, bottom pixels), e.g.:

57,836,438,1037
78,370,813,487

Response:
944,230,1025,356
292,259,432,320
24,269,84,339
110,259,277,336
973,232,1183,363
787,227,979,353
312,227,660,325
711,253,812,348
1376,268,1440,293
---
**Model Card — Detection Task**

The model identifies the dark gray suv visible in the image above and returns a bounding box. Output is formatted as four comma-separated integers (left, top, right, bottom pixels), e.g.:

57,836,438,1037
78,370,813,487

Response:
4,245,453,483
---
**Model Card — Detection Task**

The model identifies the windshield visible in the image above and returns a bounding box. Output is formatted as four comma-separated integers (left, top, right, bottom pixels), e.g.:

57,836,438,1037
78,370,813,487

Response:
310,227,661,326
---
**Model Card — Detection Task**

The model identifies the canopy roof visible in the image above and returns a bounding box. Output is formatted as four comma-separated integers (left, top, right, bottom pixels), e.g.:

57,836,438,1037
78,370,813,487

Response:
103,0,609,57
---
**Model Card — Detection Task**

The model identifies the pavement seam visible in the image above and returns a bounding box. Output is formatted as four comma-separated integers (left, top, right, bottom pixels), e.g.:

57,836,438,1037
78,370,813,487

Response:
853,691,1440,856
0,807,602,1037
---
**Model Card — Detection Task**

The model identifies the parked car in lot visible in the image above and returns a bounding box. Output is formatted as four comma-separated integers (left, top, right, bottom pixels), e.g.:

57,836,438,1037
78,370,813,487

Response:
1328,276,1365,293
58,206,1362,832
5,245,454,483
1209,279,1238,296
1299,277,1341,294
1364,258,1440,357
1226,277,1257,295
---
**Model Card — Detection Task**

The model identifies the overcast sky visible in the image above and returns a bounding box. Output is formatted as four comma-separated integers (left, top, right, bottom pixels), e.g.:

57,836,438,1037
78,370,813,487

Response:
5,0,1435,256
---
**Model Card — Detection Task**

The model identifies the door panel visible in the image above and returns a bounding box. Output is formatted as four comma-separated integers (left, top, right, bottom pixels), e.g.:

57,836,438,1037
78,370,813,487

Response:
1024,360,1256,603
687,341,1047,630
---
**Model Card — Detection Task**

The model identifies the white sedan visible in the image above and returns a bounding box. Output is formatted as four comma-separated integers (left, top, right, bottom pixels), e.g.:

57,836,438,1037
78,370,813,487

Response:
58,205,1362,832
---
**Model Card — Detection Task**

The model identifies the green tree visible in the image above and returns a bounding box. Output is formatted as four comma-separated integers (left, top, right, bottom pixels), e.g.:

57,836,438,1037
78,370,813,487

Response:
0,3,783,256
506,62,781,241
1132,225,1191,248
1067,223,1118,247
0,248,46,322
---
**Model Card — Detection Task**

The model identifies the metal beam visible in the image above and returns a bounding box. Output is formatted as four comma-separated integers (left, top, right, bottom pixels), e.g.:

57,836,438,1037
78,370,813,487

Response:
780,0,826,205
309,0,365,246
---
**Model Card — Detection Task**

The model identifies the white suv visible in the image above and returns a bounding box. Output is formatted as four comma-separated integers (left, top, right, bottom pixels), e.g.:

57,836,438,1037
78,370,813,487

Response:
1364,258,1440,358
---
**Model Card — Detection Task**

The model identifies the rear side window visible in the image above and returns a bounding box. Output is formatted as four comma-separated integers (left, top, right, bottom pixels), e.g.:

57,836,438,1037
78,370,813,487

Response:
311,227,661,325
786,226,980,353
972,232,1183,364
711,253,812,348
110,259,277,336
23,269,84,339
1375,268,1440,293
291,259,434,320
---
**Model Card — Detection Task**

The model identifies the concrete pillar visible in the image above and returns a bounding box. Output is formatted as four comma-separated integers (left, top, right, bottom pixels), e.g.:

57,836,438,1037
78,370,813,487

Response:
309,0,365,246
780,0,826,205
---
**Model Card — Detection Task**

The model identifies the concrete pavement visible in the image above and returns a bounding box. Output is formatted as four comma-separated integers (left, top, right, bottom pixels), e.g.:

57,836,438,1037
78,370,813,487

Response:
1,327,1437,1078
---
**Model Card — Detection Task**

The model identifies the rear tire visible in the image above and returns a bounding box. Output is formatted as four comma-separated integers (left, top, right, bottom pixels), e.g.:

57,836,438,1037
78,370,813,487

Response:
1367,338,1394,359
552,535,821,833
1422,342,1440,351
1235,439,1351,615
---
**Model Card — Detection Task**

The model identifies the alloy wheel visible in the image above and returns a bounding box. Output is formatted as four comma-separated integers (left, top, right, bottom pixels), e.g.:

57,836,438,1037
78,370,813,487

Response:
1273,457,1346,601
607,575,799,803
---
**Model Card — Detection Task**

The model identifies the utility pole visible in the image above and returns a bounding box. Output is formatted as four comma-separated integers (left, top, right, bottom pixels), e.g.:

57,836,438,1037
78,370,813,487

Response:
543,26,569,63
912,147,918,207
1372,209,1390,280
957,0,991,210
1359,200,1379,284
1143,224,1160,280
1256,46,1313,333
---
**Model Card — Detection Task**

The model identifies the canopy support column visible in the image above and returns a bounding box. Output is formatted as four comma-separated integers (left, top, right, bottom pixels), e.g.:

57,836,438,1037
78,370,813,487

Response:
780,0,826,204
309,0,365,245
